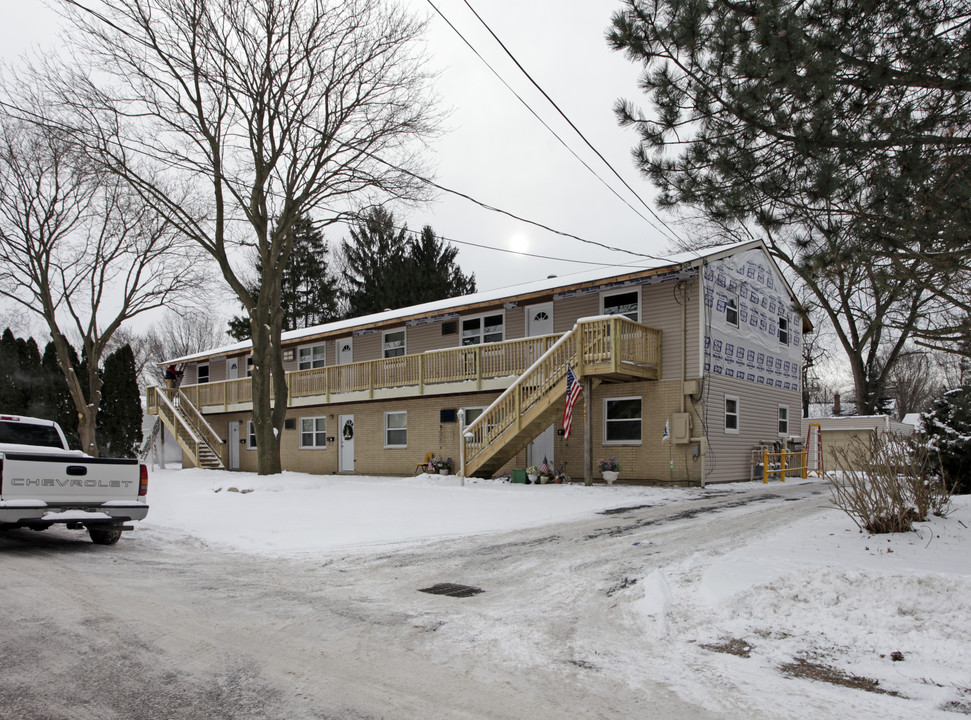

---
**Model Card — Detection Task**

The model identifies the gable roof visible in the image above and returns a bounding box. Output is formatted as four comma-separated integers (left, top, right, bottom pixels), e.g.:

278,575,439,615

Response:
166,239,793,365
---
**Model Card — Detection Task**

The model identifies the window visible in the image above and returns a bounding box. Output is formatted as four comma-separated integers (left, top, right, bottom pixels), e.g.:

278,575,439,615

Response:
245,356,254,377
604,397,642,444
300,417,327,448
383,329,406,358
385,411,407,447
461,312,504,345
778,316,789,345
462,406,486,426
778,405,789,436
726,296,739,327
298,343,326,370
247,421,257,448
602,289,640,322
197,364,210,384
725,396,740,434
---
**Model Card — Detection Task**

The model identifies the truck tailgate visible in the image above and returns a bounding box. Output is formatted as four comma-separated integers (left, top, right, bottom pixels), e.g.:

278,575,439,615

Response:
1,452,141,504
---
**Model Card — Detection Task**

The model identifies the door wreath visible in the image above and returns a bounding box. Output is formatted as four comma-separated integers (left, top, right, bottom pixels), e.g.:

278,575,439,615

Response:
342,419,354,441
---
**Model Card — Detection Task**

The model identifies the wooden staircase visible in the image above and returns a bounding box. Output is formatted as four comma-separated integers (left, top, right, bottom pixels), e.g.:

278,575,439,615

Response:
463,316,660,478
146,387,226,470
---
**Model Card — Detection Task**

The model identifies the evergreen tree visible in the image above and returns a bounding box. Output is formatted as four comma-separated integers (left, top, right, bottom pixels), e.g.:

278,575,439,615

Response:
404,225,477,306
922,386,971,494
341,209,477,319
228,215,341,340
98,344,143,458
0,329,20,412
341,206,411,318
42,341,81,450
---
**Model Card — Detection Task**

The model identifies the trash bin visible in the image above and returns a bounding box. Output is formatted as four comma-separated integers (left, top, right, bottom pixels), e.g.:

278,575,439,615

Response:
512,468,527,484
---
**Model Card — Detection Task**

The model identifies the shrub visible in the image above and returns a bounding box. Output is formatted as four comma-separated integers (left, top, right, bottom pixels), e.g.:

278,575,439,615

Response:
830,433,953,534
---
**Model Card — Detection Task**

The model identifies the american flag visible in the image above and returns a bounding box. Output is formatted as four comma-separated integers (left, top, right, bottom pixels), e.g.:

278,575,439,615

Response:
539,456,552,476
562,365,583,440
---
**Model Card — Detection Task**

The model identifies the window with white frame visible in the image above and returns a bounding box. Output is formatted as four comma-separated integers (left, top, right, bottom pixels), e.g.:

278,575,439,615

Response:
461,312,504,345
247,421,257,448
197,364,210,384
385,411,407,447
726,295,739,327
604,397,642,443
300,417,327,448
725,395,740,434
383,329,406,358
778,316,789,345
601,288,640,322
778,405,789,436
298,343,326,370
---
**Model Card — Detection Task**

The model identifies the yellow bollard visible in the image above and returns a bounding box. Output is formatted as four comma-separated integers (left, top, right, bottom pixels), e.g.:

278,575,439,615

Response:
780,450,786,483
801,449,808,479
763,449,769,484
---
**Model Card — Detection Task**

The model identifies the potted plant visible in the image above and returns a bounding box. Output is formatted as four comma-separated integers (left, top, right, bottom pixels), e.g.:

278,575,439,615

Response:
433,457,454,475
526,465,539,483
596,458,621,485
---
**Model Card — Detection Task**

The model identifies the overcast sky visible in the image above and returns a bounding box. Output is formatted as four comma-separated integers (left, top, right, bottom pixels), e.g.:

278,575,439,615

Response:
2,0,682,296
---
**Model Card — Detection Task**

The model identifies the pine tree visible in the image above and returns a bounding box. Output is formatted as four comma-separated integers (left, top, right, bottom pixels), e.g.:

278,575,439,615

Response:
0,329,21,412
403,225,477,306
228,214,340,340
921,386,971,494
98,344,143,458
341,210,476,318
42,341,81,450
341,206,411,318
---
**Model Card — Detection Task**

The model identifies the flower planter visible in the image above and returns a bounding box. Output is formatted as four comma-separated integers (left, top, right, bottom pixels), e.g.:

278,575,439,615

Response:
602,470,619,485
527,474,538,484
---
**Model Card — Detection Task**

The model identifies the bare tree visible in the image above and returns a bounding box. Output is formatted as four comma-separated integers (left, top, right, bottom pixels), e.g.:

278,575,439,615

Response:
42,0,437,473
0,115,205,455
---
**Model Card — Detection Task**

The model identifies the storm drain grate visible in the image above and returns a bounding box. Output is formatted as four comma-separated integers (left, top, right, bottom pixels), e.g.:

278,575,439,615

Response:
418,583,484,598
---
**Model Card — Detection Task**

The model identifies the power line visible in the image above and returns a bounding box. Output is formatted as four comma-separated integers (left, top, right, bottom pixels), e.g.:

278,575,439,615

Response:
433,0,689,249
424,0,683,247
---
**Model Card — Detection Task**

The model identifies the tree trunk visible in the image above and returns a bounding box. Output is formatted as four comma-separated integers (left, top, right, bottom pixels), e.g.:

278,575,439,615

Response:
249,275,287,475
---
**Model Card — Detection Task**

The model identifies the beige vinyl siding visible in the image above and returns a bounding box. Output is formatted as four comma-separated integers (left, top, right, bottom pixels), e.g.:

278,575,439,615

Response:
702,374,802,483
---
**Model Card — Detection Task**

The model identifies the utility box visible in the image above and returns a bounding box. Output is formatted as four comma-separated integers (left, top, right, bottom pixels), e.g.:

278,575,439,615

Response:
671,413,691,444
683,379,702,398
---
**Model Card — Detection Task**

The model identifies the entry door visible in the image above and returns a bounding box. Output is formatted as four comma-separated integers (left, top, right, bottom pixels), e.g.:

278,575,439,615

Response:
526,302,555,469
228,421,240,470
227,359,239,380
338,339,353,364
338,414,355,473
526,302,554,337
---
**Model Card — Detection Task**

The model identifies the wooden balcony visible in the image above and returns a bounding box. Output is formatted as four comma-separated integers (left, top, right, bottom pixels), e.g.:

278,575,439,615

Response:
149,317,662,415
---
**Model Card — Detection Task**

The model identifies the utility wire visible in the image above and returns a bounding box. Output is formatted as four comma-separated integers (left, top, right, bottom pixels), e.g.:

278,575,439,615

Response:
425,0,683,248
440,0,690,249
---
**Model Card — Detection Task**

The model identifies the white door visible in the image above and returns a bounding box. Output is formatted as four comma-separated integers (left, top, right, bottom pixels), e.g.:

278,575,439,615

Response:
227,358,239,380
338,339,353,364
228,421,240,470
526,302,555,469
338,414,355,473
526,302,554,337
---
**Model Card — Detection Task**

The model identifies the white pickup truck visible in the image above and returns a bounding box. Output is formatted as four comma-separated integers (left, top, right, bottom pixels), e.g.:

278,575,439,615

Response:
0,414,148,545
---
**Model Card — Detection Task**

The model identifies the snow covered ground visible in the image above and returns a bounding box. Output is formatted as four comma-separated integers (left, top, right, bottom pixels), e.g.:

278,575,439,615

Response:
142,468,971,718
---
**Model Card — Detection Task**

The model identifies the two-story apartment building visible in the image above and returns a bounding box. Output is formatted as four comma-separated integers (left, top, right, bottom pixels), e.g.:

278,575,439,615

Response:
148,240,808,484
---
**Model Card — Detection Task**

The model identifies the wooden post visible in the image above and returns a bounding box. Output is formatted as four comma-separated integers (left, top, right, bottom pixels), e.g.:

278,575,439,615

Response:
763,449,769,484
584,376,593,486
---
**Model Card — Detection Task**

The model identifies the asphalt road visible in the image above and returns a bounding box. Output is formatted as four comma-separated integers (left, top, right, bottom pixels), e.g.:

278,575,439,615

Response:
0,481,829,720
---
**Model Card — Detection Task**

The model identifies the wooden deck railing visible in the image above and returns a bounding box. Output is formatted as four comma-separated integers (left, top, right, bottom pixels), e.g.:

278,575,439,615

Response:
175,333,563,410
155,319,659,420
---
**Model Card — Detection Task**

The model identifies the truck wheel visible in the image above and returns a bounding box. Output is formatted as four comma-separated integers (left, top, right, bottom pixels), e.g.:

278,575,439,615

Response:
88,526,123,545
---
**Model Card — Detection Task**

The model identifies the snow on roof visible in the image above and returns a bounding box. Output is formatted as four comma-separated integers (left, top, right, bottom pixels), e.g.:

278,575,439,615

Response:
166,240,761,365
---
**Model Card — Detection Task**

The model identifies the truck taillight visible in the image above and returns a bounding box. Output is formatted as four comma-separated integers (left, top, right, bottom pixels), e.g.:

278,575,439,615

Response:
139,464,149,496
